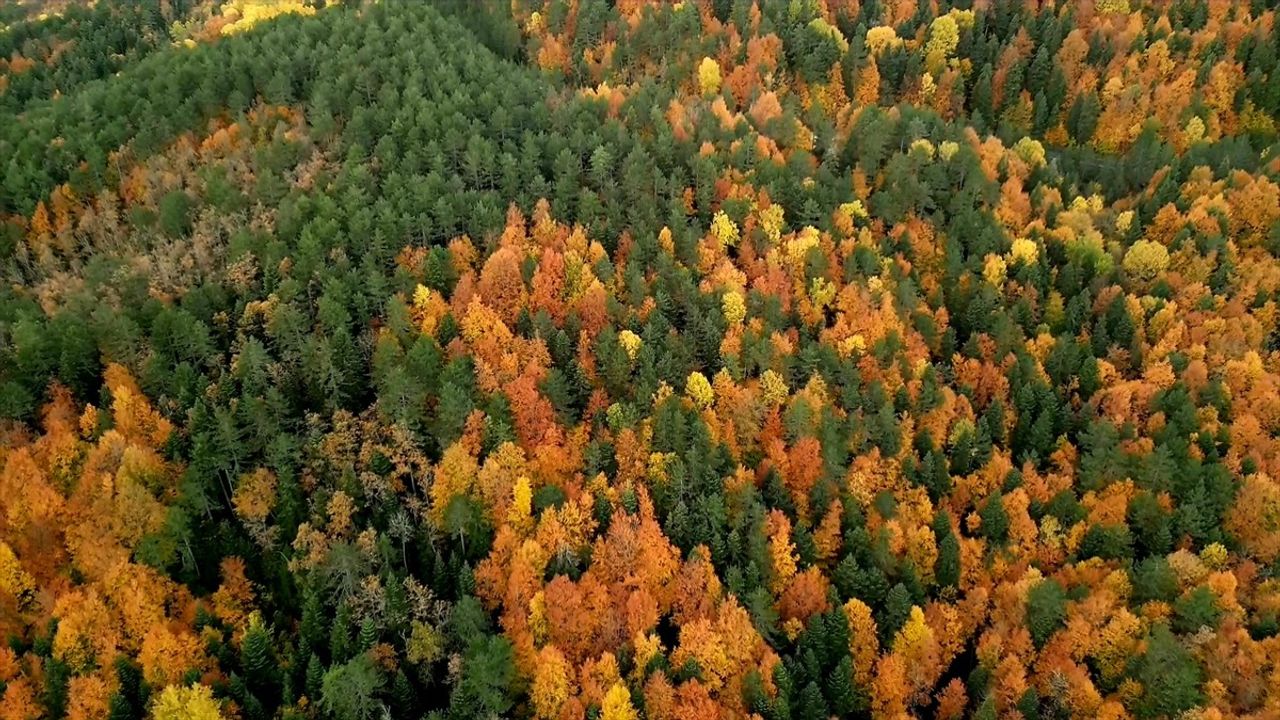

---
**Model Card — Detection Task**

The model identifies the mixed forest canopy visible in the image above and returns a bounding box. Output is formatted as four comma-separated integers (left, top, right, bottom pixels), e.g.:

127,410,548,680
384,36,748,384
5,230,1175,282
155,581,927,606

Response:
2,0,1280,718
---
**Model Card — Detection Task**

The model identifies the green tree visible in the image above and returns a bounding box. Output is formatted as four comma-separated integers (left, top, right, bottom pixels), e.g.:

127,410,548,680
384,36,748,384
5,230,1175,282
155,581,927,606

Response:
1026,579,1066,648
320,655,385,720
1135,624,1203,719
979,493,1009,546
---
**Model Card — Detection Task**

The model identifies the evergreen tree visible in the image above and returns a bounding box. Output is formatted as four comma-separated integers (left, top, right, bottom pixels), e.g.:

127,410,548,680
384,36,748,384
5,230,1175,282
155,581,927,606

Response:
1135,624,1203,719
1026,580,1066,648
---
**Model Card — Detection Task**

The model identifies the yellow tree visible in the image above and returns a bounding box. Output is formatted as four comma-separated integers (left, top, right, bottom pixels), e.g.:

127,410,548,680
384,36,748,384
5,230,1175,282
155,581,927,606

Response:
843,598,880,686
149,684,224,720
600,682,639,720
530,645,572,720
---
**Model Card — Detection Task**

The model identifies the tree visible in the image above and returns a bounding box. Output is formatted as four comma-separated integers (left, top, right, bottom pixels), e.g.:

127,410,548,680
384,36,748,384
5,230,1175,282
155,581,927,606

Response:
157,190,193,237
451,634,515,718
530,646,571,720
978,494,1009,546
1122,240,1170,281
698,57,721,96
240,613,278,695
320,655,384,720
1135,624,1203,719
1026,580,1066,648
149,684,224,720
600,683,638,720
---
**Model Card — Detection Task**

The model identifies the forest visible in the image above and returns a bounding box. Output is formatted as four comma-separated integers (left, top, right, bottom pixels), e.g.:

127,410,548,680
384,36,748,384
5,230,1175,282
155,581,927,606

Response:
1,0,1280,718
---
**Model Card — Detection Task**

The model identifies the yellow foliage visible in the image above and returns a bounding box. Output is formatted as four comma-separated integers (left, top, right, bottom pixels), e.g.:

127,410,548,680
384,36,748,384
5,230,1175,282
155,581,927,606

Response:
1095,0,1131,13
53,591,118,672
618,330,642,360
983,254,1007,287
722,290,746,325
865,26,902,55
672,619,732,690
631,632,662,681
0,543,34,610
1199,542,1228,570
686,371,714,410
760,369,789,405
892,606,933,659
406,621,444,666
1122,240,1170,281
219,1,317,36
760,204,785,243
528,591,548,644
925,15,959,73
1116,210,1135,234
1013,137,1046,168
697,57,722,96
710,211,739,248
600,682,638,720
843,598,879,685
530,646,571,719
1009,236,1039,265
839,334,867,357
909,138,936,160
807,18,848,53
1185,115,1206,144
784,226,821,268
507,476,534,534
411,284,449,336
149,684,224,720
809,277,836,308
766,511,798,594
429,443,479,525
839,200,868,223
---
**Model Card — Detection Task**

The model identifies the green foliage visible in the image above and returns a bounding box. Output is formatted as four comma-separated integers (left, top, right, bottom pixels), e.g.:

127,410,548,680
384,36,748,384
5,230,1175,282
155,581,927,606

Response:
1134,624,1203,719
1026,579,1066,648
321,655,385,720
2,1,1278,719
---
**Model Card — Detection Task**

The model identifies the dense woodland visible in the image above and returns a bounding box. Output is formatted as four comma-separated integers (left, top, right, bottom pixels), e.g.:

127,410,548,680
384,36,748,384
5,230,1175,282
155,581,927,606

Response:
2,0,1280,718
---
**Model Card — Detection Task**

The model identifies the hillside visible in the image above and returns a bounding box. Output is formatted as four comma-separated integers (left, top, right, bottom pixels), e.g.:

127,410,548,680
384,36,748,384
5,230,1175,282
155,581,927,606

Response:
2,1,1280,719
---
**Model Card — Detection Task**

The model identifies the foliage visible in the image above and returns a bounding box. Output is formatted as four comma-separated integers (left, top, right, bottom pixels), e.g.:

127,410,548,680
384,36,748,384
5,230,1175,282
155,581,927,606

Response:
1,0,1280,719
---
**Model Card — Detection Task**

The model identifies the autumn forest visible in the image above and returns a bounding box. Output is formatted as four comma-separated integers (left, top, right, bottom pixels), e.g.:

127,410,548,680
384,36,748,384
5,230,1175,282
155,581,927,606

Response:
1,0,1280,718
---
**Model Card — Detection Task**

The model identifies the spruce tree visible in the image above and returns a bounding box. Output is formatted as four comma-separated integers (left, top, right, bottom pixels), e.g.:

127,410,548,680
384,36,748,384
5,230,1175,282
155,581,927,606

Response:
305,653,325,701
825,656,860,716
241,616,278,693
330,604,354,663
358,618,379,652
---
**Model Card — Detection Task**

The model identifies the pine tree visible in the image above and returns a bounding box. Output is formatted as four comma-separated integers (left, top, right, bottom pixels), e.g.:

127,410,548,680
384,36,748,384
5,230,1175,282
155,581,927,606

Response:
796,679,828,720
879,584,913,646
1135,624,1203,719
107,693,137,720
241,615,278,693
936,531,961,589
231,674,267,720
825,656,860,716
108,657,147,720
390,670,416,718
331,604,354,663
41,657,71,720
305,653,325,702
1026,580,1066,648
300,589,326,658
979,494,1009,546
358,618,379,651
